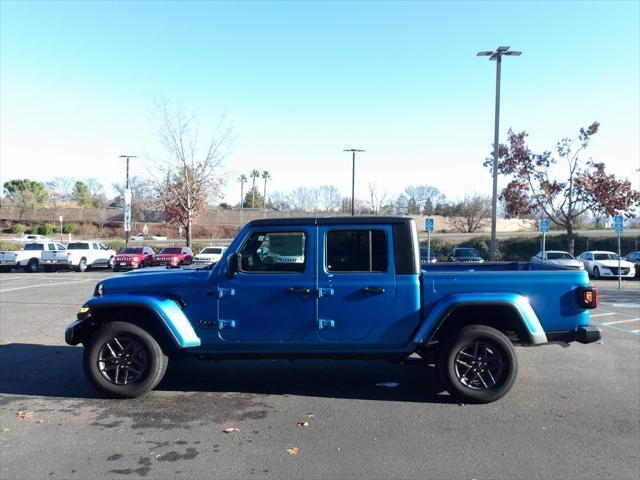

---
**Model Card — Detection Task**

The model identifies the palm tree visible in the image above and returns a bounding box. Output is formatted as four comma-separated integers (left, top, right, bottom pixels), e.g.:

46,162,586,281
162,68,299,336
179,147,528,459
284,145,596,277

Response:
250,169,260,208
261,171,271,209
238,174,247,208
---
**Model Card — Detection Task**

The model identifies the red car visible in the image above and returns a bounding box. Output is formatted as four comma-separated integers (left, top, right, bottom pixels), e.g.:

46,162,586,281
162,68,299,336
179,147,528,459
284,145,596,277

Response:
113,246,155,271
153,246,193,267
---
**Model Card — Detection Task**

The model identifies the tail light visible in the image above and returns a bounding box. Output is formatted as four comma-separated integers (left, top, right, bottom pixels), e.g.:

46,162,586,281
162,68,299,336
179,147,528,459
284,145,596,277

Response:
578,287,598,309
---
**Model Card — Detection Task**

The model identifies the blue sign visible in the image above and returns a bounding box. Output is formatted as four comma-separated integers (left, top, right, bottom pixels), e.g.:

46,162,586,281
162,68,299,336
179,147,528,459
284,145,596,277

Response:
540,219,549,233
614,215,624,234
425,218,434,232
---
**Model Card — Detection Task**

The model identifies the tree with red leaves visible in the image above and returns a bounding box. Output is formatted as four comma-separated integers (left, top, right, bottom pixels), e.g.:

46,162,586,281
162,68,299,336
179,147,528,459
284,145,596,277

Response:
487,122,640,254
153,101,233,246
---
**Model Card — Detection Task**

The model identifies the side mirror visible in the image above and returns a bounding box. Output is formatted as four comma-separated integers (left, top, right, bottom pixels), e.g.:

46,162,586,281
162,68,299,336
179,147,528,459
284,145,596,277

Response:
227,253,242,277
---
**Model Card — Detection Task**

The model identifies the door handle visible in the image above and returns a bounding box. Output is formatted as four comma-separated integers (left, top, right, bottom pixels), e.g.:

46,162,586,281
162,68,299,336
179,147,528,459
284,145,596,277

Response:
288,287,310,295
361,286,385,295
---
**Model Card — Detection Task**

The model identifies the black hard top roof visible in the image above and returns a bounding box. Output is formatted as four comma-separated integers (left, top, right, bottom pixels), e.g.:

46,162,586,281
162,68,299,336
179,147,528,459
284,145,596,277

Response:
248,216,414,227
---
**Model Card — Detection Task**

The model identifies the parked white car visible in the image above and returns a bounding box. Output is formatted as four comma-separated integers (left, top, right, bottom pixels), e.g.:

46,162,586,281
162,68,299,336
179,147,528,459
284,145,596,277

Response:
0,241,66,272
42,240,116,272
11,234,51,243
193,246,227,265
576,251,635,279
530,250,584,270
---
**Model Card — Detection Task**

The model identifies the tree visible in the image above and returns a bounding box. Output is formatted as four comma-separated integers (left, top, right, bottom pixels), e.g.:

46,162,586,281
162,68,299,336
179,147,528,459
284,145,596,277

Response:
243,187,264,208
448,195,491,233
318,185,341,212
112,176,154,222
367,182,390,214
46,176,76,201
261,171,271,209
289,186,318,212
237,174,247,208
151,101,232,246
250,169,260,208
489,122,640,253
396,185,445,215
72,181,94,208
3,179,48,221
267,191,291,211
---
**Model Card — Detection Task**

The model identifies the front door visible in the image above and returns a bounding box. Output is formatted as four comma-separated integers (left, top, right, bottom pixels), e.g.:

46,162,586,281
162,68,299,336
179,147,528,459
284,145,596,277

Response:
317,226,396,342
217,228,315,343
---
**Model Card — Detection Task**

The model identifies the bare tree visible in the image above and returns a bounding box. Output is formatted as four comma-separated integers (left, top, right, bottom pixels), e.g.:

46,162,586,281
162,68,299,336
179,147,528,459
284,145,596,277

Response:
113,177,154,222
367,182,390,214
46,177,76,201
151,101,233,246
449,195,491,233
318,185,341,212
267,191,291,211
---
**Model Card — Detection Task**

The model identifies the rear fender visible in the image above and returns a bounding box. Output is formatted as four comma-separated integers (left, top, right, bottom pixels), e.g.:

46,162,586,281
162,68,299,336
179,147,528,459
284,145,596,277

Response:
71,294,201,348
413,292,547,345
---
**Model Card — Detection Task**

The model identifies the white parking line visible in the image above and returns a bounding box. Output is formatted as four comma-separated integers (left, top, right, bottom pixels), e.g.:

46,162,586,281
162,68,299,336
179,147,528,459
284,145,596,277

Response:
601,318,640,326
590,312,616,317
0,279,93,293
632,330,640,334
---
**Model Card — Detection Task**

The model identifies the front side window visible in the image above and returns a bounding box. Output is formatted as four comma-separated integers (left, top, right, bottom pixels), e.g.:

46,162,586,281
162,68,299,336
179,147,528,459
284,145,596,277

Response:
326,229,387,273
239,231,306,273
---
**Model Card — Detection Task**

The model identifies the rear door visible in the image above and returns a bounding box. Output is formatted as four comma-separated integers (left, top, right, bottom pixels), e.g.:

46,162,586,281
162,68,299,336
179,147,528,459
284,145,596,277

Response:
217,227,316,343
317,226,396,343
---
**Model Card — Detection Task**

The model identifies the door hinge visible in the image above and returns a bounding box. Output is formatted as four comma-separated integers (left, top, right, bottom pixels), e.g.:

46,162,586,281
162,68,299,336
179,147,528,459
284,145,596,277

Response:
318,288,334,298
318,318,335,330
209,288,236,298
218,319,236,330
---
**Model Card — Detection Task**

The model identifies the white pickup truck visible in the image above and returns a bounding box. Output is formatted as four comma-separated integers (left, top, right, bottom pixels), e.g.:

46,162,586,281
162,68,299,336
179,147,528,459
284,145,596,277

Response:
41,241,115,272
0,242,67,272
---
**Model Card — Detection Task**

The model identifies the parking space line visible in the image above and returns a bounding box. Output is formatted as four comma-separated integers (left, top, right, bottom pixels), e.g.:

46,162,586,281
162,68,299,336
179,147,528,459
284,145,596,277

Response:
601,318,640,326
0,279,93,293
590,312,616,317
632,330,640,334
592,322,640,336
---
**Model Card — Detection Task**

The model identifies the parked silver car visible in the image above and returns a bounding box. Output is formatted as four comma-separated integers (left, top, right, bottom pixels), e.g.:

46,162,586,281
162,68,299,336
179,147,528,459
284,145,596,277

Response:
530,250,584,270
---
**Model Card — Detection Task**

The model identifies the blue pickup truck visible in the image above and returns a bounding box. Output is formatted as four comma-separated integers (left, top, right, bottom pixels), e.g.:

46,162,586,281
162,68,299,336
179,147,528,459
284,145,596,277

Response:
66,217,601,403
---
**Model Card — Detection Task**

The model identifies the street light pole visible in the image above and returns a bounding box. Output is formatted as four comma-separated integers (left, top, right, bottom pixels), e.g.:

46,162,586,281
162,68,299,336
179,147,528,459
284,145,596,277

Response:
119,155,136,247
343,148,364,216
477,46,521,261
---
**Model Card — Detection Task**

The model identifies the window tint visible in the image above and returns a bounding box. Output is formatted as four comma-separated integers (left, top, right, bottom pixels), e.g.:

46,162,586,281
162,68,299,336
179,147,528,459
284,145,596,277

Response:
92,243,100,250
67,242,89,250
159,247,182,254
239,231,306,273
202,248,223,254
48,243,56,250
56,244,66,250
326,229,387,272
24,243,44,251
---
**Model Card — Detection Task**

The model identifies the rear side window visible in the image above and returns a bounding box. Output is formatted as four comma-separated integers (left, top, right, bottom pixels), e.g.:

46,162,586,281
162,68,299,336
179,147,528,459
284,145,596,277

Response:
67,243,89,249
326,229,387,273
24,243,45,251
239,231,306,273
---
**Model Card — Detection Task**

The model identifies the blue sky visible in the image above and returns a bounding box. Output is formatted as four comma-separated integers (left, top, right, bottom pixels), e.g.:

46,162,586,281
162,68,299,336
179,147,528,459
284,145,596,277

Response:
1,0,638,204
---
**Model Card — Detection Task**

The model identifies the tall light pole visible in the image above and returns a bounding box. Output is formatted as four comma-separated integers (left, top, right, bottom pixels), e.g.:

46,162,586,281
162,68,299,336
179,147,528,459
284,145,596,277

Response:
119,155,136,246
343,148,364,215
477,46,521,261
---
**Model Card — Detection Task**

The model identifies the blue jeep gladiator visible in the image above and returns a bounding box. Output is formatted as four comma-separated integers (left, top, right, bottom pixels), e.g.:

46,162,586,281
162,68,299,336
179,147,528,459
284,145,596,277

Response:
66,217,601,403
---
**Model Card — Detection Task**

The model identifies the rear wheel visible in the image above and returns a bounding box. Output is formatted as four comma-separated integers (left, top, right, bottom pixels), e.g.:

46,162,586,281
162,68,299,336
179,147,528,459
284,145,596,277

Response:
438,325,517,404
0,266,11,273
24,259,39,273
82,321,168,398
76,258,88,272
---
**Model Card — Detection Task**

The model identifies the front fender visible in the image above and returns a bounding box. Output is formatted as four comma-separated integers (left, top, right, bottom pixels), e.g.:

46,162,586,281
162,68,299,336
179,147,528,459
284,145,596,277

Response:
413,292,547,345
71,295,201,348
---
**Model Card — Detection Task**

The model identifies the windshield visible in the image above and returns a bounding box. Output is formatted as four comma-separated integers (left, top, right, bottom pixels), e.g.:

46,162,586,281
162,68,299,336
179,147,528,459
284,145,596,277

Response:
201,248,223,254
454,248,479,257
420,248,435,257
159,247,182,254
594,253,620,260
120,248,143,254
67,243,89,249
24,243,44,250
547,252,574,260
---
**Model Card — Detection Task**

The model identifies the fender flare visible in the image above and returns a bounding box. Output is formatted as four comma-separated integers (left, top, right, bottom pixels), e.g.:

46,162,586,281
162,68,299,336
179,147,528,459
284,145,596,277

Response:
413,292,547,345
71,294,201,348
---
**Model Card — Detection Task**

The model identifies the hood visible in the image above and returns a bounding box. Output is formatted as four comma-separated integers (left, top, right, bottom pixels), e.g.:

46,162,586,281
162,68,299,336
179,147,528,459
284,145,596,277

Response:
546,259,584,269
99,268,195,292
597,260,633,268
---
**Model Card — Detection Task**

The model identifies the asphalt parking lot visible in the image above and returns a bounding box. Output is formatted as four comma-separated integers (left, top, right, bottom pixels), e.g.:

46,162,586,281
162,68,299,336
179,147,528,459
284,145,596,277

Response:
0,271,638,479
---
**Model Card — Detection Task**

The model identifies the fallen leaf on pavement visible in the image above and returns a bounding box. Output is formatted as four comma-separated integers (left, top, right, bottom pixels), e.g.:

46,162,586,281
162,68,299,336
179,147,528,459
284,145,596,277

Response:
287,447,300,456
296,421,309,428
223,427,240,433
16,411,33,419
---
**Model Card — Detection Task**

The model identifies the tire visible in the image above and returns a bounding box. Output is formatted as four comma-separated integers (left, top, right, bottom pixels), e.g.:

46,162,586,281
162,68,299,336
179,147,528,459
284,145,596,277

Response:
24,258,39,273
108,256,115,270
0,266,11,273
593,266,600,279
82,321,168,398
112,266,119,272
76,258,88,272
437,325,518,404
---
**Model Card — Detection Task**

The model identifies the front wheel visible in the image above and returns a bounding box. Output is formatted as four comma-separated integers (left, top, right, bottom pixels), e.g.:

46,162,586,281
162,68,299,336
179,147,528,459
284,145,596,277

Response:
438,325,517,404
593,266,600,279
76,258,88,272
24,259,39,273
83,321,168,398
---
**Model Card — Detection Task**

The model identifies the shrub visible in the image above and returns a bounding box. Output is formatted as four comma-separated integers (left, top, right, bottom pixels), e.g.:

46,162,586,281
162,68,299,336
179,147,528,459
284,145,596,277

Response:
0,241,22,251
63,223,78,234
10,223,28,234
37,223,55,236
106,240,125,253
